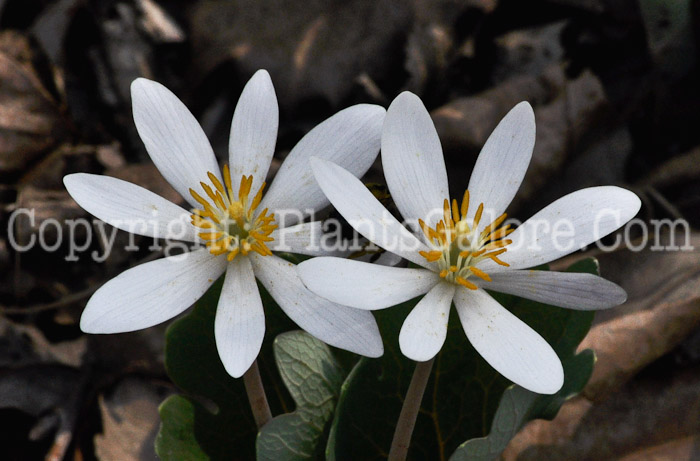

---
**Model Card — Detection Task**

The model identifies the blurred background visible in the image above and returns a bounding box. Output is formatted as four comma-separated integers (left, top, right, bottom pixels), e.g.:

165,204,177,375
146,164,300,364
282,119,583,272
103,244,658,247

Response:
0,0,699,459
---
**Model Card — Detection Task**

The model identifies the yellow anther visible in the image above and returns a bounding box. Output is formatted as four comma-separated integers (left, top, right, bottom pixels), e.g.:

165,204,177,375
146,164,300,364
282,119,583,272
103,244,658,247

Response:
418,189,511,289
419,250,436,262
207,172,225,196
473,203,484,228
452,199,460,224
199,231,223,241
469,267,491,282
456,277,477,290
460,190,470,219
189,167,276,261
480,213,508,240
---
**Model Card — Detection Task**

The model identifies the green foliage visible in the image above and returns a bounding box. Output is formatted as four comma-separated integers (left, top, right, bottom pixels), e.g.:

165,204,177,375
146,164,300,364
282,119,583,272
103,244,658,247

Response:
156,395,209,461
257,331,345,460
156,254,347,461
157,257,600,460
327,259,598,460
156,277,297,460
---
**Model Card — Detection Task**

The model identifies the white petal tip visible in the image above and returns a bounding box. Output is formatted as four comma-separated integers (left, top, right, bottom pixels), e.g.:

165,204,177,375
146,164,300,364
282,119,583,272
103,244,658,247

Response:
248,69,274,91
80,315,116,334
390,91,423,112
130,77,156,95
513,100,534,112
252,68,271,79
221,360,249,379
62,173,81,190
365,344,384,358
522,361,564,395
603,186,643,220
359,103,387,119
509,101,535,126
400,344,437,363
612,285,628,306
535,375,564,395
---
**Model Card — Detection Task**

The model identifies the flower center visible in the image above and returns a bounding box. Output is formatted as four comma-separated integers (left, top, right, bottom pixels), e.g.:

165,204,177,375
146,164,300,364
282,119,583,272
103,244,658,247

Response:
189,165,276,261
418,190,512,290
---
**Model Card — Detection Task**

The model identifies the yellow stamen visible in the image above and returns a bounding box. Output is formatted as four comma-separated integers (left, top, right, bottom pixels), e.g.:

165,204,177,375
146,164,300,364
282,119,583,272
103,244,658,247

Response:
456,277,477,290
419,250,443,262
223,165,233,200
251,183,266,211
189,167,276,261
480,213,508,240
482,239,513,250
418,189,512,288
460,190,469,219
469,267,491,282
207,172,225,196
473,203,484,228
451,199,460,224
198,231,223,241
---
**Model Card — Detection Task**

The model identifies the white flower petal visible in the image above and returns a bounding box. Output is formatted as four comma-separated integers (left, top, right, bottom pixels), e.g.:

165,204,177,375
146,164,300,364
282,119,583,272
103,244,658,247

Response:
467,102,535,227
484,186,641,272
297,257,439,310
215,256,265,378
453,287,563,394
382,92,448,225
131,78,221,208
228,70,279,193
64,173,198,242
261,104,385,220
399,282,455,362
270,222,327,256
250,253,383,357
80,249,226,333
485,270,627,310
309,158,432,269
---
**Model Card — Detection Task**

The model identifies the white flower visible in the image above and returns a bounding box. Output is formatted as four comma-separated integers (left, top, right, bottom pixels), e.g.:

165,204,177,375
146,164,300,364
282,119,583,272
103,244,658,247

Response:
298,92,641,394
64,70,385,377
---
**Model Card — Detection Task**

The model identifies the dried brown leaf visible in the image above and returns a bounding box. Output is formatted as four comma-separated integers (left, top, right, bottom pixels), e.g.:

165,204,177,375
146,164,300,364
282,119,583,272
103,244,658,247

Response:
0,31,66,174
617,434,700,461
188,0,412,109
505,370,700,460
504,232,700,459
579,232,700,401
431,64,566,153
94,377,168,461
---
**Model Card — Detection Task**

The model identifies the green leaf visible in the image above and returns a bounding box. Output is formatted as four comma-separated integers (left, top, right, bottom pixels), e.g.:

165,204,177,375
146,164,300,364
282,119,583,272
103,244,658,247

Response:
156,277,297,461
449,258,598,461
448,350,595,461
156,395,209,461
327,258,599,460
257,331,345,460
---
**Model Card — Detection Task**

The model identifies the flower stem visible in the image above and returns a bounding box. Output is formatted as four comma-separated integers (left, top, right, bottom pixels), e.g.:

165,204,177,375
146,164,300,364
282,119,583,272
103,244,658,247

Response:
243,360,272,429
388,358,435,461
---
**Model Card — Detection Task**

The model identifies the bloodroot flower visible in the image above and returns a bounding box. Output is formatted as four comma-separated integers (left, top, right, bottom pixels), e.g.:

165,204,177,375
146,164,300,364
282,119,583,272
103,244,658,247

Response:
298,92,641,394
64,70,385,377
